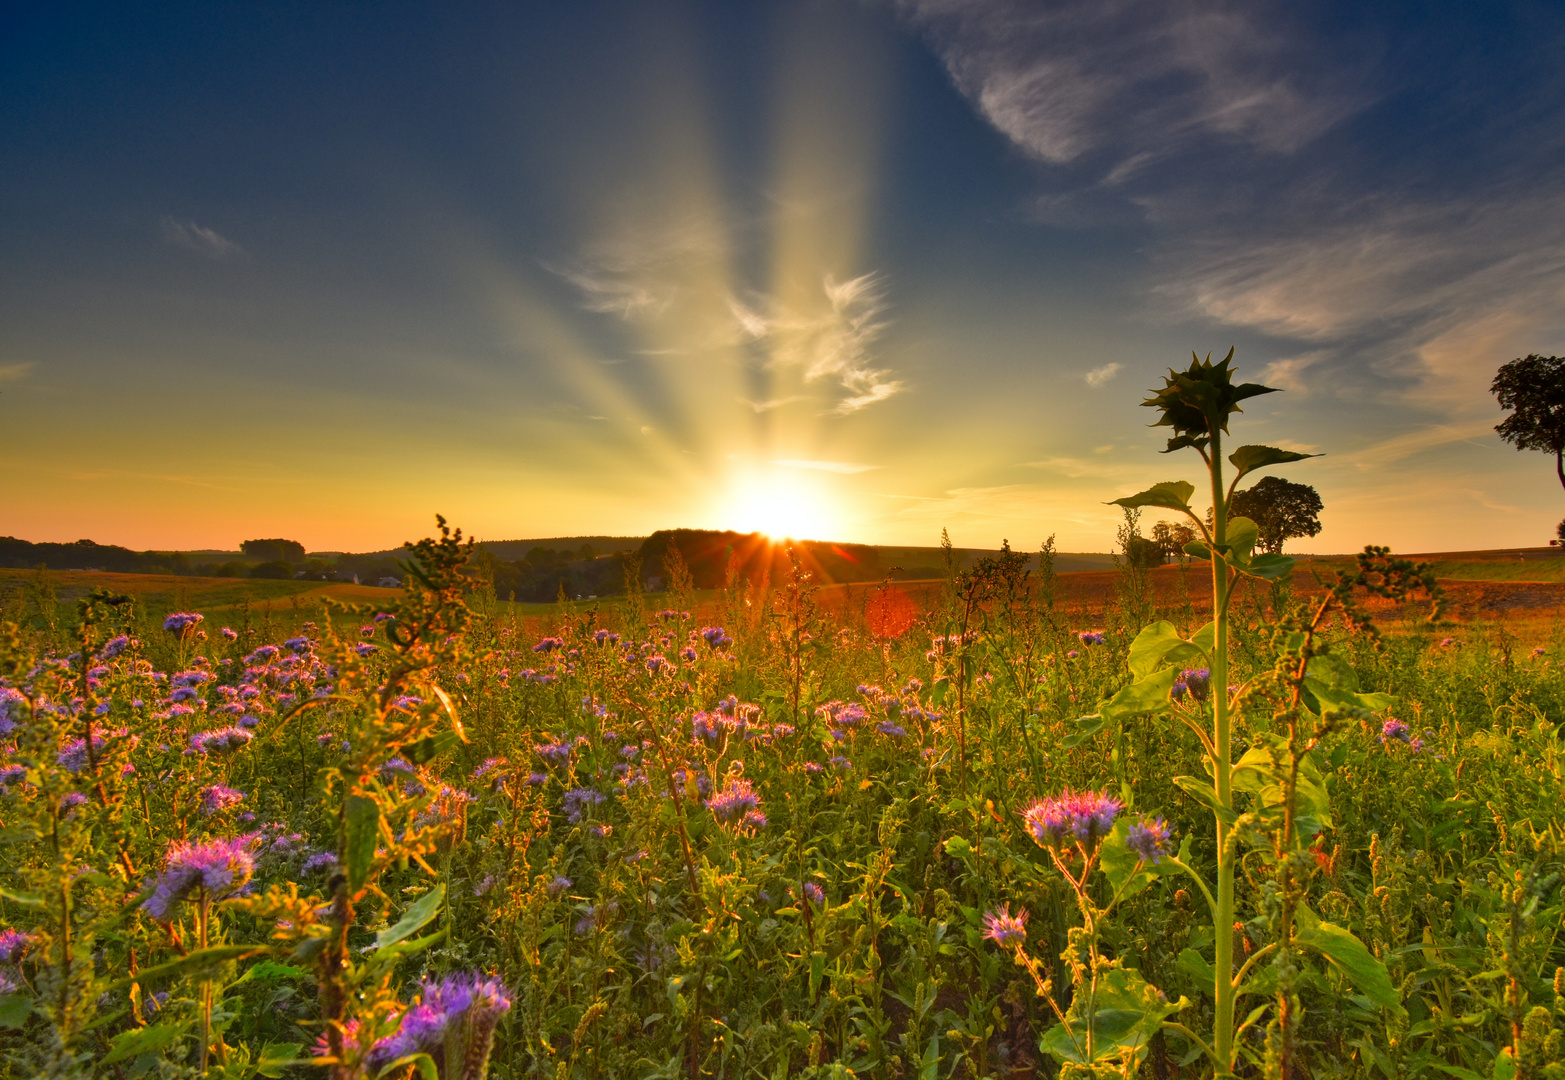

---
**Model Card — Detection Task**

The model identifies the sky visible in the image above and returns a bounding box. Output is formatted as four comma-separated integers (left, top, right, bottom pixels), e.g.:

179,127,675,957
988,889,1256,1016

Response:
3,0,1564,554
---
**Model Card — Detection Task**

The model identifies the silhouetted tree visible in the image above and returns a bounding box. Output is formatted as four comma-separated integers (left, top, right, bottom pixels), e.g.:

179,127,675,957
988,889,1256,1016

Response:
241,538,305,563
1150,521,1197,561
1230,476,1323,554
1493,354,1565,542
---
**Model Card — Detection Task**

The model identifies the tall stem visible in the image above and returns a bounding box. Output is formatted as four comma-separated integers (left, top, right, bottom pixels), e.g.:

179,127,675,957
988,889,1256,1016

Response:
1208,431,1236,1075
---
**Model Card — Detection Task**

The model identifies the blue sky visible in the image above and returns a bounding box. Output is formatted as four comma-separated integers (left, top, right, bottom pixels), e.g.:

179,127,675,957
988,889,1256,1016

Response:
3,1,1563,552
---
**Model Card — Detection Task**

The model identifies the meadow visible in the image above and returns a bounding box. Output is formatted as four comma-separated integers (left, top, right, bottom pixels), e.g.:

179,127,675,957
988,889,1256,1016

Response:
2,359,1564,1080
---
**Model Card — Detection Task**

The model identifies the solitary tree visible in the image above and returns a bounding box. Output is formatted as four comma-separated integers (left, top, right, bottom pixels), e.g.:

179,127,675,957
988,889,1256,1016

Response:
1229,476,1323,554
1493,353,1565,494
1150,520,1197,561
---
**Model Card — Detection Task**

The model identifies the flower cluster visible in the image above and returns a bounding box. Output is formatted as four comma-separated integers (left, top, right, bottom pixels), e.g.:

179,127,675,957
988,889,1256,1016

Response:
142,836,258,919
1023,790,1122,852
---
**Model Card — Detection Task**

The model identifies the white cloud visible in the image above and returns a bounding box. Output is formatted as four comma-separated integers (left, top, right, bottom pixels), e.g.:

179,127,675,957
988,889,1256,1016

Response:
161,217,245,259
898,0,1370,167
772,459,880,474
1084,362,1121,387
741,396,804,413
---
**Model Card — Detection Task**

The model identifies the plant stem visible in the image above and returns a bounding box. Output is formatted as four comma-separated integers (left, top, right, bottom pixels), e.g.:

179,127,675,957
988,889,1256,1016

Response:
1209,429,1237,1076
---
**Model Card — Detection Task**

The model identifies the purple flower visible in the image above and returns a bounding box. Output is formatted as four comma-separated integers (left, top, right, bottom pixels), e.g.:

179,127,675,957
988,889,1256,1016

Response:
1380,718,1411,744
220,627,239,641
141,836,258,919
302,851,338,875
562,787,606,824
162,612,203,635
367,973,512,1074
1077,630,1106,646
877,720,907,738
741,809,767,832
982,904,1028,947
546,875,572,898
60,791,88,812
1022,790,1122,852
101,634,133,659
1127,816,1173,863
355,643,377,657
1180,668,1212,703
199,785,246,815
284,636,311,654
532,637,564,653
0,764,26,789
535,741,572,767
801,881,825,908
705,778,760,824
0,929,36,964
190,727,253,755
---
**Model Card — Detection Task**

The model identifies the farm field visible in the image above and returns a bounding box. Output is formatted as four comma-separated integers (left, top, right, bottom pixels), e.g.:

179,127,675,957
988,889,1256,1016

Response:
1,510,1563,1078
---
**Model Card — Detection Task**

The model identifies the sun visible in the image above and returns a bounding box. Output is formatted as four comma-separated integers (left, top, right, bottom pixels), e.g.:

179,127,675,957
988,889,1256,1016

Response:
724,470,837,541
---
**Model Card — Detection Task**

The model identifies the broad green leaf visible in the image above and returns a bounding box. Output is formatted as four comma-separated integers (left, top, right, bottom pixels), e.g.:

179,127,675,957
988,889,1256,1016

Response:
344,794,380,893
930,678,949,706
1173,776,1237,824
1224,517,1260,562
1110,481,1195,513
1128,622,1205,680
1191,621,1217,661
1099,821,1189,899
1229,444,1321,480
375,883,444,949
1184,539,1213,561
1239,553,1295,581
102,1022,189,1064
406,729,462,765
1232,740,1333,840
1100,666,1180,721
1305,679,1396,718
1060,714,1105,750
256,1042,306,1078
1295,907,1404,1014
0,994,29,1029
942,836,973,860
1176,948,1216,987
1306,654,1359,691
370,927,447,967
1037,968,1179,1066
1492,1049,1517,1080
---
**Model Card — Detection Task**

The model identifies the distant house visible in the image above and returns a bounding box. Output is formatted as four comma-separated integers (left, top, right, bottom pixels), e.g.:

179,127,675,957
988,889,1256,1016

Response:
377,576,402,588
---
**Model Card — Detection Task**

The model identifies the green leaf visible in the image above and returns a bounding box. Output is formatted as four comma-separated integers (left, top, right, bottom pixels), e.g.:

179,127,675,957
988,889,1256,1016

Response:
1229,444,1321,480
406,729,462,765
369,927,447,967
109,945,265,992
808,952,826,1000
1295,907,1404,1014
1224,517,1260,562
1176,948,1216,987
375,883,444,949
1129,622,1196,680
0,888,44,910
942,836,973,860
1100,666,1180,721
256,1042,306,1078
1110,481,1195,513
1191,621,1216,661
102,1022,189,1064
229,960,310,988
1492,1049,1517,1080
930,678,949,706
344,794,381,893
1184,539,1213,561
1060,714,1106,750
1173,776,1237,825
0,994,30,1029
1037,968,1179,1066
1239,553,1295,581
375,1051,440,1080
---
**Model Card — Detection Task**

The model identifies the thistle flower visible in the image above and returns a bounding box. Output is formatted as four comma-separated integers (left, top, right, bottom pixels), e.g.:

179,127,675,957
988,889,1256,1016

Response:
705,778,760,824
1023,790,1122,852
366,973,512,1077
190,727,254,755
982,904,1028,947
142,835,258,919
163,612,203,635
199,784,246,815
1127,816,1173,863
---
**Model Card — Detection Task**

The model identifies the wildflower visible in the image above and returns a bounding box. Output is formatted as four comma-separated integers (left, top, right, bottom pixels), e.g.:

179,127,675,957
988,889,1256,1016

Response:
828,755,852,772
0,929,34,965
574,901,617,935
284,636,311,653
646,655,671,675
302,851,338,875
1171,680,1189,701
61,792,88,813
57,734,109,773
546,875,572,898
101,634,133,659
701,626,733,648
1078,630,1106,646
472,757,507,780
562,787,606,823
199,785,246,815
1066,650,1080,659
877,720,907,738
190,727,253,755
741,809,767,832
526,772,547,786
0,764,26,789
1380,718,1411,744
367,973,511,1075
982,904,1028,947
679,647,697,662
355,643,377,657
1023,790,1122,852
705,778,761,824
532,637,564,653
1180,668,1212,703
1127,816,1173,863
142,836,258,919
163,612,203,635
801,881,825,908
535,741,572,767
220,627,238,641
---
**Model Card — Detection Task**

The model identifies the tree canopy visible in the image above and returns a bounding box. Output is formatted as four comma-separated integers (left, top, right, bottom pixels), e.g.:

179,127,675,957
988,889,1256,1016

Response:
1492,354,1565,492
1229,476,1323,554
241,538,305,563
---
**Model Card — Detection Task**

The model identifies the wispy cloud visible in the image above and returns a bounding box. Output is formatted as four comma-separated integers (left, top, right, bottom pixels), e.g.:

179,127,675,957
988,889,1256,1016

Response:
741,396,804,413
0,362,34,383
899,0,1371,168
772,458,880,474
1346,420,1497,467
1084,362,1121,387
161,217,245,259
